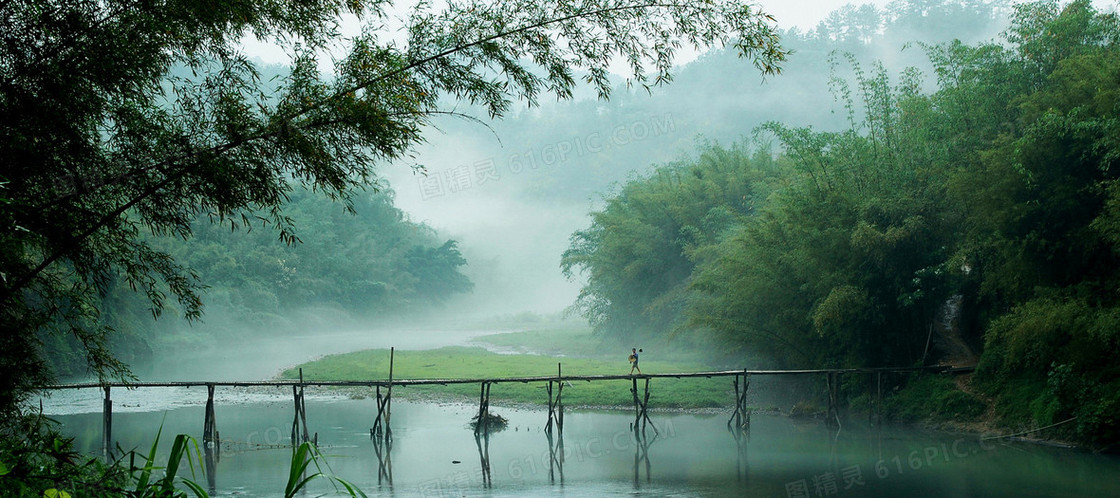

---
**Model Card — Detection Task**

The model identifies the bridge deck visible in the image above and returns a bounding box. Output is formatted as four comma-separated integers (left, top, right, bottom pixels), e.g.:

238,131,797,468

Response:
42,365,973,390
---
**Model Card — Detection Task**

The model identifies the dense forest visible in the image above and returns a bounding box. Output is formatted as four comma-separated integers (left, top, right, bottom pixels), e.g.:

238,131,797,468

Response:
25,55,478,378
38,187,473,378
563,0,1120,448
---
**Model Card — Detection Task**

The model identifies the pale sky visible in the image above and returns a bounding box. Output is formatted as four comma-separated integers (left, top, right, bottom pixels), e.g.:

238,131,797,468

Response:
242,1,910,69
242,1,1120,74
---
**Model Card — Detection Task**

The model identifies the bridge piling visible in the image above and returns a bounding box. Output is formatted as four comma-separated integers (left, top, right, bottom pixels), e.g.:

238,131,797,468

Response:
867,372,884,429
546,363,565,435
474,381,492,436
546,380,554,433
371,386,382,437
630,377,657,436
291,368,311,446
557,364,564,434
291,385,300,444
203,383,218,450
825,372,841,430
102,385,112,461
874,371,882,428
371,348,395,440
385,347,394,438
728,370,751,432
630,377,640,431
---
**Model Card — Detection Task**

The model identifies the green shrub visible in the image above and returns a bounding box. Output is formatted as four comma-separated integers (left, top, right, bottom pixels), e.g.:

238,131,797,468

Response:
883,374,986,423
974,296,1120,447
937,390,987,419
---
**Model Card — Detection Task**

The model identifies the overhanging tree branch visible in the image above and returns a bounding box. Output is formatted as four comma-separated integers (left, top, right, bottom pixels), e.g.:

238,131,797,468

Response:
0,0,786,394
31,2,781,215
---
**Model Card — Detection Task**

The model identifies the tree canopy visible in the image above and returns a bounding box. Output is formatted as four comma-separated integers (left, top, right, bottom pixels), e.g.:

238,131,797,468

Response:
564,0,1120,447
0,0,786,412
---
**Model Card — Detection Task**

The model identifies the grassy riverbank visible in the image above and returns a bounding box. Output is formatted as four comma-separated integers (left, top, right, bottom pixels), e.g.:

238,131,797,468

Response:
281,328,732,409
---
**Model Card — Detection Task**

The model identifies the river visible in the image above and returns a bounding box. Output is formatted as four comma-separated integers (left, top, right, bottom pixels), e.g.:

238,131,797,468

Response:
36,329,1120,497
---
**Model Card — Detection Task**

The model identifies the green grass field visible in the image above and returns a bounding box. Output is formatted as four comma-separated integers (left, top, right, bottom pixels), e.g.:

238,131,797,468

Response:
281,329,733,408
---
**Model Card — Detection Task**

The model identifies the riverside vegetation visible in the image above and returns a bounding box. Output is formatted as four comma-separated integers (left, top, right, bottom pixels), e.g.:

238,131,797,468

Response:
561,0,1120,451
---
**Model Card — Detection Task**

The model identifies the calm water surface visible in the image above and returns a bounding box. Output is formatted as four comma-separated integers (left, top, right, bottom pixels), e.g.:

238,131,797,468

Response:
39,387,1120,498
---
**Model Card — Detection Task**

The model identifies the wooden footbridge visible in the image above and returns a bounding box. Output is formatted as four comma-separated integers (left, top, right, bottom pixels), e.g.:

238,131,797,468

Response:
42,347,974,460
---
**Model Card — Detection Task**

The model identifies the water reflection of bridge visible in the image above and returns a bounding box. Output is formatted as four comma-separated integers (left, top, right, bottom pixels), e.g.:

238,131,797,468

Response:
44,347,973,493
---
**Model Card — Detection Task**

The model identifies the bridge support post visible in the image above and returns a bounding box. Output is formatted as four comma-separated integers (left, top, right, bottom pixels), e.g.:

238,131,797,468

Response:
203,383,218,451
370,347,395,441
630,377,658,437
546,363,564,436
202,385,219,495
386,347,393,437
371,386,386,436
557,363,564,434
874,371,882,429
728,370,751,432
868,371,883,429
474,381,492,436
825,372,841,430
546,380,554,433
631,377,640,431
291,368,311,446
102,385,112,461
369,349,396,487
291,384,302,445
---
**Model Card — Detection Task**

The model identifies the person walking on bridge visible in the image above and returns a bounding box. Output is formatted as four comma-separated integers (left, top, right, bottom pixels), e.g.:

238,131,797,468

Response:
629,348,642,375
